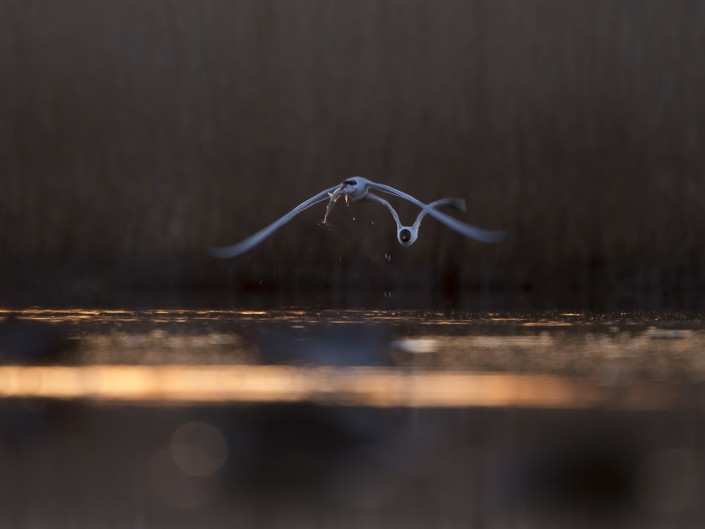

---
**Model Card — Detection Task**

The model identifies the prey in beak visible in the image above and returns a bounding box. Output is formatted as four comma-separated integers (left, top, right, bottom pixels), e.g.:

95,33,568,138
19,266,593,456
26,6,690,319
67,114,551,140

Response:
322,182,350,223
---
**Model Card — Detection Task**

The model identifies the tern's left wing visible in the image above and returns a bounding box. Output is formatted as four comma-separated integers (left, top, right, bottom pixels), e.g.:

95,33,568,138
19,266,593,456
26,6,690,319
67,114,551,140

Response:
412,198,466,231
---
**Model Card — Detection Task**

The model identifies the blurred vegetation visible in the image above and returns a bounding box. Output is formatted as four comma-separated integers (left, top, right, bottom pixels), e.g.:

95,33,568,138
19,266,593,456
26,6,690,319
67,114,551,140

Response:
1,0,704,306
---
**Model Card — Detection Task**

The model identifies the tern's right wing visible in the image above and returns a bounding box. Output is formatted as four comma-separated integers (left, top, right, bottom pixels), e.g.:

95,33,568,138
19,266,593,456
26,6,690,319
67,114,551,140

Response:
365,192,402,230
208,185,339,258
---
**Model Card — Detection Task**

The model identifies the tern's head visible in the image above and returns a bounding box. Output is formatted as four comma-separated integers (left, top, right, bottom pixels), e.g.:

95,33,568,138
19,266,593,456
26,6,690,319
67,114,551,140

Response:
397,226,418,246
337,177,369,200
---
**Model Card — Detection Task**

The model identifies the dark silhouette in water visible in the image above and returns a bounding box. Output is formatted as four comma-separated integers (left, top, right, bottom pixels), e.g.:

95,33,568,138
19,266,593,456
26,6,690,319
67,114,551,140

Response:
0,314,74,363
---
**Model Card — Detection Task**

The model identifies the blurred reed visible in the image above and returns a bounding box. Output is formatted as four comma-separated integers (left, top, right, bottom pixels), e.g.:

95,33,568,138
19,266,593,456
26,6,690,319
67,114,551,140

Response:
1,0,704,304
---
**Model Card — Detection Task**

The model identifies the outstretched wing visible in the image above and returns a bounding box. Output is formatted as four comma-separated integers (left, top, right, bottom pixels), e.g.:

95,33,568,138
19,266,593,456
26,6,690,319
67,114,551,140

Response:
365,192,402,230
369,182,505,244
412,198,466,231
208,185,339,258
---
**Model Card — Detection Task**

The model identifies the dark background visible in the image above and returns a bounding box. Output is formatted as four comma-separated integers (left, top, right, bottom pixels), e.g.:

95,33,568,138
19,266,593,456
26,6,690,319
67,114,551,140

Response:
2,0,704,308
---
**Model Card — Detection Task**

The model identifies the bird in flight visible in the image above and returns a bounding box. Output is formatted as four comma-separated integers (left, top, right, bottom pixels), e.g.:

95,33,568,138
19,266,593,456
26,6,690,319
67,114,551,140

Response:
208,177,504,258
364,194,466,247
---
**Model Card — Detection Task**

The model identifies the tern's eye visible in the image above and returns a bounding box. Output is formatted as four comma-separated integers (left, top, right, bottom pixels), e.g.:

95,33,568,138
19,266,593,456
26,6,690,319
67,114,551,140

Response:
344,179,357,186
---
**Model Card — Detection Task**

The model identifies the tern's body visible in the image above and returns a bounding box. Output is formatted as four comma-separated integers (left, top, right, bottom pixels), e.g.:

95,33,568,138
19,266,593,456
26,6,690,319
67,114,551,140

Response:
329,178,503,244
209,177,504,258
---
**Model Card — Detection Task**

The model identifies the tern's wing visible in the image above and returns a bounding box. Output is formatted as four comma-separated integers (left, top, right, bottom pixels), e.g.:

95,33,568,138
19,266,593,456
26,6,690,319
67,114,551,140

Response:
412,198,466,231
208,185,339,258
369,182,505,244
365,192,402,230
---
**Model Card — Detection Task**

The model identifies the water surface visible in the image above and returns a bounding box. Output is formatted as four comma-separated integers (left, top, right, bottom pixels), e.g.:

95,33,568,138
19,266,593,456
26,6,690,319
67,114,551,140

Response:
2,308,702,409
2,308,705,527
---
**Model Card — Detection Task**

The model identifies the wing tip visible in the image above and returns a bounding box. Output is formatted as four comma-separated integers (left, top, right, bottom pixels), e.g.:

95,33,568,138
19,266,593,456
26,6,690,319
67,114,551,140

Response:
486,230,506,244
208,246,238,259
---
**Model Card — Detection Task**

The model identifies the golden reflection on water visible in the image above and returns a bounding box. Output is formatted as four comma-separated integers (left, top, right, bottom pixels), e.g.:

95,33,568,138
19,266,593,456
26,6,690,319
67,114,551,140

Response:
521,321,574,327
1,308,702,409
0,308,503,325
0,365,679,409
